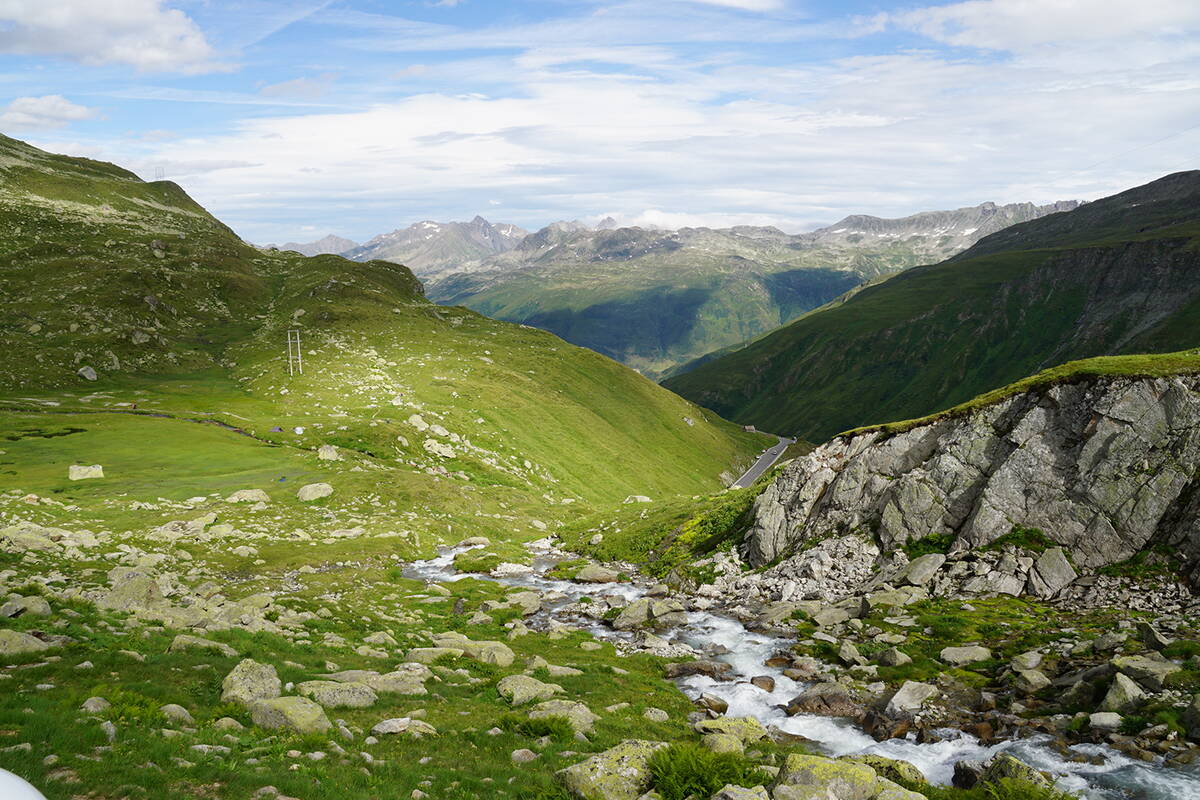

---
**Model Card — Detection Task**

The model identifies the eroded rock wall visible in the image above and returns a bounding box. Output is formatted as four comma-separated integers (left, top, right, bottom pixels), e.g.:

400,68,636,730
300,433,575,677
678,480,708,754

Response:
744,375,1200,581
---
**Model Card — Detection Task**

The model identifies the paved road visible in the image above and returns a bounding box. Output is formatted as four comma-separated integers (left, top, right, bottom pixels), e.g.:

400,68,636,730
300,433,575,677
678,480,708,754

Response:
731,435,794,488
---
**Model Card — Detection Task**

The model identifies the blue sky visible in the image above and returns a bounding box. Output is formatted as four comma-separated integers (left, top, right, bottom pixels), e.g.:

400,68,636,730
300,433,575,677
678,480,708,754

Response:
3,0,1199,244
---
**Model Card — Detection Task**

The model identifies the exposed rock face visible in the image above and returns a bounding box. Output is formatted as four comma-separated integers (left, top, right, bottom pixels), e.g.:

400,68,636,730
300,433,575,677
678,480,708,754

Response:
744,375,1200,582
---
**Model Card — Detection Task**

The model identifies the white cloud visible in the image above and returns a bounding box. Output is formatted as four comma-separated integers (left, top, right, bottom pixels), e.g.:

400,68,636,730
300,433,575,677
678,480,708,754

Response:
887,0,1200,51
0,0,222,73
0,95,96,130
683,0,785,10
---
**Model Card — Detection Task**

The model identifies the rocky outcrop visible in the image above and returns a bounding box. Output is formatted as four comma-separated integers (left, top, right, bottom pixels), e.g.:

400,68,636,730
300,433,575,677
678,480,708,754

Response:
744,375,1200,584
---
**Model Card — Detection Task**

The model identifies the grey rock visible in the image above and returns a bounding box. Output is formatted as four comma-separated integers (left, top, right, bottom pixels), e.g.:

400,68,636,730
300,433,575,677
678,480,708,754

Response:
940,645,991,666
220,659,281,707
885,681,938,717
743,376,1200,576
0,629,51,656
1111,654,1181,691
898,553,946,586
250,697,332,734
1100,673,1145,713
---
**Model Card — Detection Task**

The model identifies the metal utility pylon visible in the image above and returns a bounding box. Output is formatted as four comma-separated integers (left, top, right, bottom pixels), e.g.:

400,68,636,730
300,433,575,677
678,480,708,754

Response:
286,329,303,376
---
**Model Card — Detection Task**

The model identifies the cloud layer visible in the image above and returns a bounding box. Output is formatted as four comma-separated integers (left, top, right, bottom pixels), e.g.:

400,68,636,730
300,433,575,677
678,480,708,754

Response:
12,0,1200,243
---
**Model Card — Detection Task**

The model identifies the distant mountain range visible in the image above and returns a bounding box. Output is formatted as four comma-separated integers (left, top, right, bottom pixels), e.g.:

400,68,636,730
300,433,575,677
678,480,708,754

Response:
343,216,528,280
273,200,1078,378
664,172,1200,441
275,233,359,257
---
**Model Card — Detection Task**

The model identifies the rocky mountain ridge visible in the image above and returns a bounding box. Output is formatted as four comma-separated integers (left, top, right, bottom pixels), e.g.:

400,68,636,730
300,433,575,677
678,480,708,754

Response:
424,201,1075,378
274,233,359,257
665,171,1200,440
344,215,528,279
742,367,1200,587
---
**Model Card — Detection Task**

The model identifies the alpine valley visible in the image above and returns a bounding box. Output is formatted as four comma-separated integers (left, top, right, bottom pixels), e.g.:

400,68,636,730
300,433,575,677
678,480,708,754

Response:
285,201,1077,379
2,131,1200,800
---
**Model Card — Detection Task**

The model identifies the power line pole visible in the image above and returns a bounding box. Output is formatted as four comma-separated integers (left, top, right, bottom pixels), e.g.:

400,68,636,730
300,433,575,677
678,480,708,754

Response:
287,329,303,376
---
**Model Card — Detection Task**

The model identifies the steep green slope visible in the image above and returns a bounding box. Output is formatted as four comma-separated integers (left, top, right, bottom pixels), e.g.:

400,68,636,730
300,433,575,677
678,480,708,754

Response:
428,203,1074,379
0,133,765,521
664,172,1200,442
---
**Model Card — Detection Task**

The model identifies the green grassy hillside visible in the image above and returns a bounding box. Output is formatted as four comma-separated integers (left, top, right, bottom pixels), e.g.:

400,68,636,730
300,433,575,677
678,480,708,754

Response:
664,172,1200,442
0,132,766,534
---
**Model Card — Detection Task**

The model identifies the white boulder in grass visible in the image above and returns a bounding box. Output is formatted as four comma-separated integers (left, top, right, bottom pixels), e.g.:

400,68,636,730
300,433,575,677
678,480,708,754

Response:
68,465,104,480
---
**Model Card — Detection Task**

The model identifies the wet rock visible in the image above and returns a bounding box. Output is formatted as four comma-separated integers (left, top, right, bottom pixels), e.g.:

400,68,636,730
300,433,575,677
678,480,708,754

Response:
952,759,984,789
750,675,775,692
697,694,729,714
979,754,1051,789
786,683,863,718
663,661,732,680
613,598,687,631
557,739,666,800
575,565,619,583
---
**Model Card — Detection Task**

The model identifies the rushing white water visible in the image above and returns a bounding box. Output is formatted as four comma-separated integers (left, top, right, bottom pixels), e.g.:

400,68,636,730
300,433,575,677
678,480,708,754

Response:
405,542,1200,799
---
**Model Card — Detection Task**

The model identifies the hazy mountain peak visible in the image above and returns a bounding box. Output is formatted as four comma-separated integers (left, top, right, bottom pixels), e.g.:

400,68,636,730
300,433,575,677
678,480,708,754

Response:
276,233,358,257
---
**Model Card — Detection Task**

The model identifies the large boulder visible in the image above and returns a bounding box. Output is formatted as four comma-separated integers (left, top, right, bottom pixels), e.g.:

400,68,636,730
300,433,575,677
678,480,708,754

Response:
529,700,599,735
979,754,1051,789
168,634,237,658
1111,654,1181,691
575,565,619,583
557,740,667,800
250,696,331,734
612,598,687,631
1182,694,1200,740
0,629,51,657
786,682,863,718
1027,547,1078,597
885,681,938,718
1100,673,1146,713
498,674,564,706
68,464,104,480
297,483,333,502
296,680,378,709
372,717,438,737
897,553,945,586
693,716,767,744
96,567,166,612
771,754,879,800
226,489,270,504
220,659,281,707
939,645,992,666
842,755,925,786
